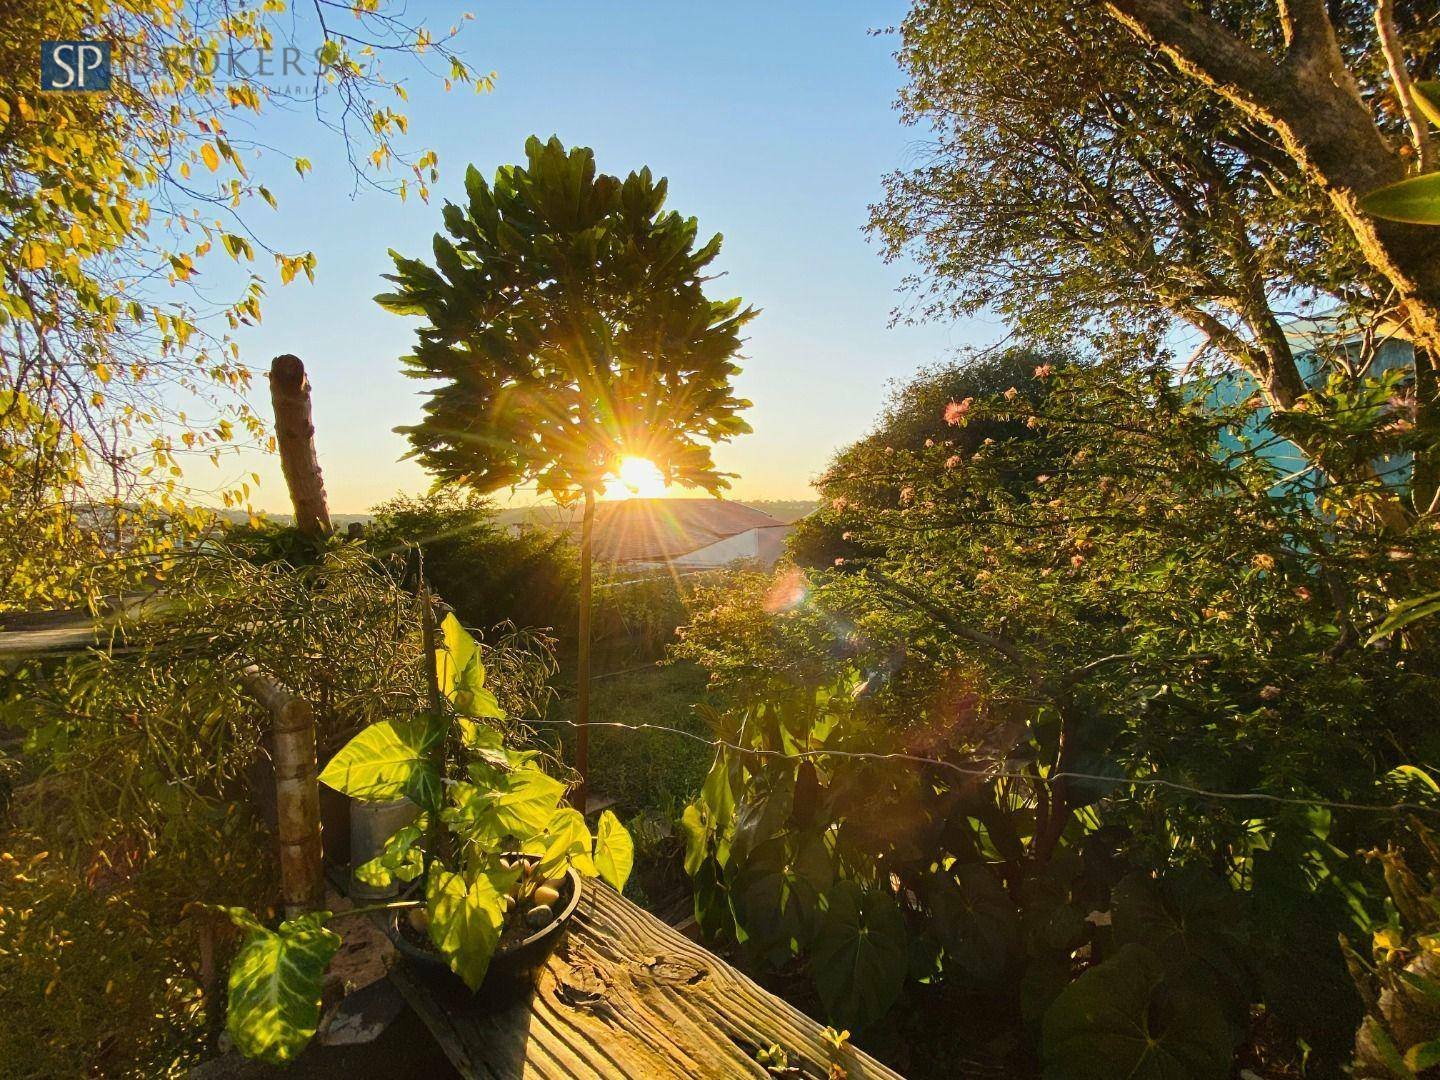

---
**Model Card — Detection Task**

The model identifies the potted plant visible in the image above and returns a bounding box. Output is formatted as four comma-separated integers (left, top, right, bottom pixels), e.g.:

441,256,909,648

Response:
220,614,632,1064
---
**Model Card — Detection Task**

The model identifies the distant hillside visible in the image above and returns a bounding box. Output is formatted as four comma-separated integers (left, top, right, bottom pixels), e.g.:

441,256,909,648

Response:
496,498,816,529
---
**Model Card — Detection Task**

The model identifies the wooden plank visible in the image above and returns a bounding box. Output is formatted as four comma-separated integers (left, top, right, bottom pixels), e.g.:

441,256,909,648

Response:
388,882,905,1080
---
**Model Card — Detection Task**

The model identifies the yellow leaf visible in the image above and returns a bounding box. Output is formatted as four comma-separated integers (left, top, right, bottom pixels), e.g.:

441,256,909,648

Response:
95,362,111,384
20,243,46,269
201,144,220,172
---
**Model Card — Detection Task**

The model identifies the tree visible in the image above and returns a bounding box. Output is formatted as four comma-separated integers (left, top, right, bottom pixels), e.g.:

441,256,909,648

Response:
378,136,756,801
790,346,1071,568
0,0,491,611
874,0,1433,520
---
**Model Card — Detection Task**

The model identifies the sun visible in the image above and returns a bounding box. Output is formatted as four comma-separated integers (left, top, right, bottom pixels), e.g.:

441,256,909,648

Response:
612,455,668,498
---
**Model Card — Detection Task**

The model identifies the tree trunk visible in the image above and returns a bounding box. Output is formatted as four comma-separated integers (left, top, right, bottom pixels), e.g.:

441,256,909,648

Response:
1104,0,1440,357
575,487,596,810
268,354,332,539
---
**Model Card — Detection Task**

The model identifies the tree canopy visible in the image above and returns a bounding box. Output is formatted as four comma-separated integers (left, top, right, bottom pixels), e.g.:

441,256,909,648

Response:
380,135,756,502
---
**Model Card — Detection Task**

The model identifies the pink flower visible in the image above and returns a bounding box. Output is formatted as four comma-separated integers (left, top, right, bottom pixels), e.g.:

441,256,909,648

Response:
1034,363,1054,379
944,455,961,469
834,557,847,567
943,398,974,426
1294,585,1312,601
1071,554,1085,568
1003,387,1019,401
924,438,935,448
842,531,853,541
900,486,915,504
832,496,848,512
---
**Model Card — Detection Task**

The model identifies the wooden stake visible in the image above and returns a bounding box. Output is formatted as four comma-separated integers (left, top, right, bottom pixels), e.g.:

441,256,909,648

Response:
268,354,332,538
241,669,325,916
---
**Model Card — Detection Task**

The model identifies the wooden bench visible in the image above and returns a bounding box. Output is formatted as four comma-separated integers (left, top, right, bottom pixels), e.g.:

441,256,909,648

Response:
388,881,905,1079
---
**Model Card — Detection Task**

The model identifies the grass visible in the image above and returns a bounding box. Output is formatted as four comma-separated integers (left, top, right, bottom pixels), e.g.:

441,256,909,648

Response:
545,659,714,820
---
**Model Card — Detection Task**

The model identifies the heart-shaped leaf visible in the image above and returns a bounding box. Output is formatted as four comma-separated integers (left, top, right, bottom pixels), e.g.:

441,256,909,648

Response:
318,716,443,806
1041,943,1233,1080
734,833,833,963
593,809,634,892
225,912,341,1064
353,818,427,887
931,863,1021,988
426,866,517,990
811,881,907,1029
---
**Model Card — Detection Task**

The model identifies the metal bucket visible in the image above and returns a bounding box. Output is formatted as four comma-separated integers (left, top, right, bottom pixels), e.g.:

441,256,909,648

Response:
348,797,420,901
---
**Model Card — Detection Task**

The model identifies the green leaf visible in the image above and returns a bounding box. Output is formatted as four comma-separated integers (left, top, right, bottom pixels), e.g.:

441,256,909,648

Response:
593,809,634,892
1041,944,1233,1080
811,881,907,1029
1360,174,1440,226
527,807,593,876
225,912,341,1064
353,819,427,887
1405,1035,1440,1073
733,834,832,963
680,801,710,877
318,716,444,806
492,766,568,840
436,612,481,701
1415,81,1440,130
426,866,517,990
930,864,1020,989
1367,590,1440,644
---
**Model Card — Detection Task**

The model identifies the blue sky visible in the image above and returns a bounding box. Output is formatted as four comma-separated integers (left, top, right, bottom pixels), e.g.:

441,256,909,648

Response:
219,1,998,513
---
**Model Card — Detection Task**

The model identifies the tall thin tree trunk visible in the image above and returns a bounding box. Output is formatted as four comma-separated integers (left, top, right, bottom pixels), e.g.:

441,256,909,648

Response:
575,487,596,810
268,354,331,539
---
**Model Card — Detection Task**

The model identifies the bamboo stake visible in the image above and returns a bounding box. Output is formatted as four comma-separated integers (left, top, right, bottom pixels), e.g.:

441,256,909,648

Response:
241,668,324,916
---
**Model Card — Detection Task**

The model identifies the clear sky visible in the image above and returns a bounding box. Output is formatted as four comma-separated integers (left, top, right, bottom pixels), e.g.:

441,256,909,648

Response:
218,1,1000,513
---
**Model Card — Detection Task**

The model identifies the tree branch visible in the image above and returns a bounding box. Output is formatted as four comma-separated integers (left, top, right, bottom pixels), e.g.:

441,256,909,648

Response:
1375,0,1432,172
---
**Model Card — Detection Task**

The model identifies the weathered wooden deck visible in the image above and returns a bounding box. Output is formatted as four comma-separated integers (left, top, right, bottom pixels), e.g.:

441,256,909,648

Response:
389,881,904,1080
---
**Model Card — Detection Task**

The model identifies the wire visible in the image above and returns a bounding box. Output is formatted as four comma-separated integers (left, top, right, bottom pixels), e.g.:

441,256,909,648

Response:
523,715,1440,817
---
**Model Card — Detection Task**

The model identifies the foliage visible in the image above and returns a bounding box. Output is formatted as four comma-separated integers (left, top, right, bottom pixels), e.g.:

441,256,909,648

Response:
672,357,1440,1070
874,0,1440,518
0,0,490,613
224,613,632,1062
1347,825,1440,1078
789,345,1072,569
0,536,552,1073
379,134,756,502
366,489,580,637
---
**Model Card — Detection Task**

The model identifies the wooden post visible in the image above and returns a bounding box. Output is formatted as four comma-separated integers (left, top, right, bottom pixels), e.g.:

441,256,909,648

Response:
241,669,325,916
574,488,596,810
268,354,332,538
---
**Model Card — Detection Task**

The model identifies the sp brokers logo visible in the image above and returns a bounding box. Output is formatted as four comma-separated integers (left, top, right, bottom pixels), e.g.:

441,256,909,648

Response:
41,41,112,91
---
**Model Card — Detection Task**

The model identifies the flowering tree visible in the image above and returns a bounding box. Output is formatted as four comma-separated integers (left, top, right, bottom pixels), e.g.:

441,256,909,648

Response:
378,136,755,799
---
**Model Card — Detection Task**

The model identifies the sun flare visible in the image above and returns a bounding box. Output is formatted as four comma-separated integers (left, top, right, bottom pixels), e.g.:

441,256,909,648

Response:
612,455,668,498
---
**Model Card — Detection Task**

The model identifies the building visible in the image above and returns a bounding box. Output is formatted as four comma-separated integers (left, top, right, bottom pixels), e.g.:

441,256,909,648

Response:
509,498,793,570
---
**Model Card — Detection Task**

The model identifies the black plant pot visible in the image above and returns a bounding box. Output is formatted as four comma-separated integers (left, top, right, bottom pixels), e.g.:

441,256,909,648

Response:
390,867,583,1003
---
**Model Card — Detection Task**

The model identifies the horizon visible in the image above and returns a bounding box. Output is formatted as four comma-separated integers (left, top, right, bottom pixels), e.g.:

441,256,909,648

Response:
192,1,995,515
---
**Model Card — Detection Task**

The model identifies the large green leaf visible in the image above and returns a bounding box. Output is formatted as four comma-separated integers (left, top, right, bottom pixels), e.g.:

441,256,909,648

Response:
318,715,444,808
811,881,908,1029
1360,173,1440,225
436,612,480,698
491,765,567,840
734,833,833,964
930,863,1021,989
593,809,634,892
1367,590,1440,644
526,806,593,876
426,866,517,990
1041,944,1233,1080
225,912,341,1065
